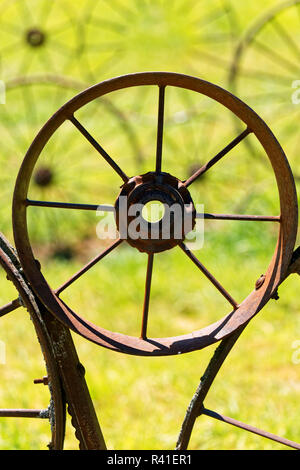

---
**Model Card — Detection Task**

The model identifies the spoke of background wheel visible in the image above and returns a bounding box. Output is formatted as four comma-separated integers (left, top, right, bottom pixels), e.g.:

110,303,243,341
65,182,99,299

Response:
155,86,166,173
240,89,290,105
104,0,137,22
271,17,300,62
252,38,300,75
197,32,233,44
69,115,129,183
179,242,238,309
38,47,57,75
56,238,123,295
232,68,294,86
17,0,34,25
40,0,55,26
0,21,22,35
48,20,72,36
140,253,154,340
184,127,251,187
196,5,227,28
0,42,22,56
21,81,37,129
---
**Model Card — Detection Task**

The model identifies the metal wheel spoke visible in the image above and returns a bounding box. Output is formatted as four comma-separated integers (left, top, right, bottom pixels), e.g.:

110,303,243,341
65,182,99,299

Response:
179,242,238,309
155,85,166,173
69,115,129,183
56,238,123,296
0,409,49,419
202,408,300,450
0,298,21,318
198,213,281,222
140,253,154,340
184,128,251,187
26,199,115,212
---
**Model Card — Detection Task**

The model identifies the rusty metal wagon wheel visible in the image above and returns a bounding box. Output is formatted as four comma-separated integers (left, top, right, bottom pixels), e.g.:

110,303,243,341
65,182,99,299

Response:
0,0,80,79
228,0,300,182
0,233,66,449
12,72,298,357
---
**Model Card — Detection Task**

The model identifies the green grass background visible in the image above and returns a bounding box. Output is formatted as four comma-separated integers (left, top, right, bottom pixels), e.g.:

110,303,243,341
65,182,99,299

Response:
0,0,299,450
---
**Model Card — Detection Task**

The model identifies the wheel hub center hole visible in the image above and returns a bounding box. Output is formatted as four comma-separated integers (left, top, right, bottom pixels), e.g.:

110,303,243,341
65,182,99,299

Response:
26,28,46,47
141,200,165,223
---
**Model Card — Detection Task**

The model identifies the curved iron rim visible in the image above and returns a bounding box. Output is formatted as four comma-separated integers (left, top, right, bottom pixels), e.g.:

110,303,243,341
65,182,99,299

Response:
12,71,298,356
3,74,143,162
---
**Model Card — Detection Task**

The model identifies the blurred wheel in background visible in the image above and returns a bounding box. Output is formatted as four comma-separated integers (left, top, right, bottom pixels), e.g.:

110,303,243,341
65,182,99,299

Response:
0,0,82,79
0,75,142,255
229,0,300,183
77,0,240,185
79,0,239,84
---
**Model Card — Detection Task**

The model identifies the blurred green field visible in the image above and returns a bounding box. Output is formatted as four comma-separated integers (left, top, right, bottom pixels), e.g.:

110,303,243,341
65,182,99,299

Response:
0,0,299,450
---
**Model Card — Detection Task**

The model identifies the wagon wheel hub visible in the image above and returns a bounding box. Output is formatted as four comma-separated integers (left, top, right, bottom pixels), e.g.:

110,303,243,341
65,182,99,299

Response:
115,171,196,254
34,166,54,187
26,28,46,47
